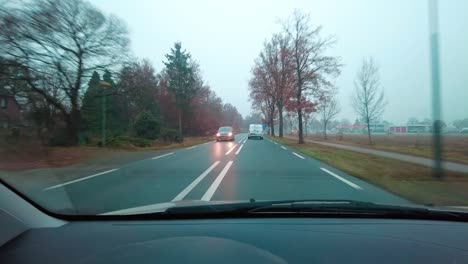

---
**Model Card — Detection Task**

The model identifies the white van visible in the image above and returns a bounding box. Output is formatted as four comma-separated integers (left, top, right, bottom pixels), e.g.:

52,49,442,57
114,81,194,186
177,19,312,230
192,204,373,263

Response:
248,124,263,140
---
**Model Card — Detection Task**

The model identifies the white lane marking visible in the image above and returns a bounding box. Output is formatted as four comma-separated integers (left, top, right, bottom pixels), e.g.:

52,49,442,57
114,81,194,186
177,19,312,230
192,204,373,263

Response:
292,152,305,159
172,161,220,201
320,168,363,190
185,146,197,150
274,142,278,145
152,152,174,159
201,161,234,201
43,169,119,191
225,144,238,155
281,146,287,150
235,144,244,155
238,137,247,143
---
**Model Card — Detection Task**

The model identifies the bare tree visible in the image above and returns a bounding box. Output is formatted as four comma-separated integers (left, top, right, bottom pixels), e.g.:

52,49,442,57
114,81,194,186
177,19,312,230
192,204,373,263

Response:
0,0,130,144
260,34,295,138
352,57,386,145
282,10,341,144
318,94,340,139
249,56,277,136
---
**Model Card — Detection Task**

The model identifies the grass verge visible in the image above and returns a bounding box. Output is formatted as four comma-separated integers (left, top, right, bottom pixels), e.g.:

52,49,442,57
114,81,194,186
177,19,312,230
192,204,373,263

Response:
273,137,468,206
0,136,212,171
300,134,468,165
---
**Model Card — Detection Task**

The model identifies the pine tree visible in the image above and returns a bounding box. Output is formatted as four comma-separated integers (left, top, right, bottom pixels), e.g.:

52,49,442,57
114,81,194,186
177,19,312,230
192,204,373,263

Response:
163,42,197,140
103,70,128,135
81,71,101,133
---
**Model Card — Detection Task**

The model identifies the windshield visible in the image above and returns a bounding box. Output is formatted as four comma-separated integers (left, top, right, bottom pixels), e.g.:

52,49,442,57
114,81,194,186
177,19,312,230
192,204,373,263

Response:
219,127,233,132
0,0,467,217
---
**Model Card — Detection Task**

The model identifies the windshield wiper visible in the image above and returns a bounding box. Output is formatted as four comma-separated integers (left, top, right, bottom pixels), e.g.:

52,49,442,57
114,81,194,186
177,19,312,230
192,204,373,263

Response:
162,199,467,221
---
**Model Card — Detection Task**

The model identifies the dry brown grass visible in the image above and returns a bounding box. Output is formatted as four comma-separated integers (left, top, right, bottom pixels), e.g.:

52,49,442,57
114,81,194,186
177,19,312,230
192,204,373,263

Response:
301,133,468,164
275,137,468,206
0,136,212,171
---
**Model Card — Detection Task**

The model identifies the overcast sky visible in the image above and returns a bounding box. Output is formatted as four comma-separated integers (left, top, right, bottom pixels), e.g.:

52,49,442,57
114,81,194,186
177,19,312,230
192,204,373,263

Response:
91,0,467,125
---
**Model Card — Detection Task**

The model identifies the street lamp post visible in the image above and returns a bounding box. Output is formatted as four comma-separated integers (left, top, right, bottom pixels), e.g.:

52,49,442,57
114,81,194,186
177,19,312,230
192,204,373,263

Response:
99,81,112,147
428,0,443,178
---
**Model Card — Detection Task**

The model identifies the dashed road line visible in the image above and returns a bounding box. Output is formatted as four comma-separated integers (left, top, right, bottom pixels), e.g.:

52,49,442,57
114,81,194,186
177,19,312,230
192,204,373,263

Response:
185,146,197,150
292,152,305,159
152,152,174,159
281,146,287,150
201,161,234,201
172,161,220,201
237,136,246,143
43,169,119,191
235,144,244,155
320,168,363,190
225,144,238,155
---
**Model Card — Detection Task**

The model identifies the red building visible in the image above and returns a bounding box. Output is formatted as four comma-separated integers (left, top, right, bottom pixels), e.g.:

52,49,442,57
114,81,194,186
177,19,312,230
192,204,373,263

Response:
0,89,21,129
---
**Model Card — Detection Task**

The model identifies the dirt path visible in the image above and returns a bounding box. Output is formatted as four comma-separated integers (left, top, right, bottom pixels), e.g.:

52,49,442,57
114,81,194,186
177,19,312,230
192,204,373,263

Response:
285,136,468,173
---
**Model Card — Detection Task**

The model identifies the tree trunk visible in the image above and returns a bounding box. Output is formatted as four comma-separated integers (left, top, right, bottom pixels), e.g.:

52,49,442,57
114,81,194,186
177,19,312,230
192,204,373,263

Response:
64,109,80,146
296,75,304,144
270,114,275,137
366,119,372,145
278,106,284,138
178,109,183,141
324,121,328,140
297,108,304,144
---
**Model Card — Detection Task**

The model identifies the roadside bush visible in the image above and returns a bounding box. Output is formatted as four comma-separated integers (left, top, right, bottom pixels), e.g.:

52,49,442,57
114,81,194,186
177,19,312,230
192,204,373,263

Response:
107,135,152,147
160,127,182,143
48,128,69,146
10,127,20,137
78,133,92,145
132,111,160,140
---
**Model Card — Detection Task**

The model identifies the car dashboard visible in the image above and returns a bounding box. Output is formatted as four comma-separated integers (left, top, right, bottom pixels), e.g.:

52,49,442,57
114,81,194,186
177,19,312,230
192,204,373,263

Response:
1,217,468,264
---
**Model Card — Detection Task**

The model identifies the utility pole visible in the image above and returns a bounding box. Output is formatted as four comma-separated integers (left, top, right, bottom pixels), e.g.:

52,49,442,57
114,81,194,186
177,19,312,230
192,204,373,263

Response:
428,0,443,178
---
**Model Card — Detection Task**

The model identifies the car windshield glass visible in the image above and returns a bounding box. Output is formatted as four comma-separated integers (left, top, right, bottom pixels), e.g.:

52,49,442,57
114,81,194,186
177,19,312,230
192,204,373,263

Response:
0,0,467,217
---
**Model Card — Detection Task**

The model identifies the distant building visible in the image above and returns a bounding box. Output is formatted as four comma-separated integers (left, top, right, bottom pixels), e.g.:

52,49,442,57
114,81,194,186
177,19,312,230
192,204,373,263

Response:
407,124,432,133
368,123,388,133
336,123,388,133
389,125,433,134
0,89,21,129
336,125,367,133
389,126,407,133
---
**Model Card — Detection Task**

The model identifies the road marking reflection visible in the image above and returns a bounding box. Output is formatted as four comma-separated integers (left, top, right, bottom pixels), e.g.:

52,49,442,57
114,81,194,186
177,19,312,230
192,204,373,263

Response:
235,144,244,155
172,161,221,201
201,161,234,201
225,144,238,155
